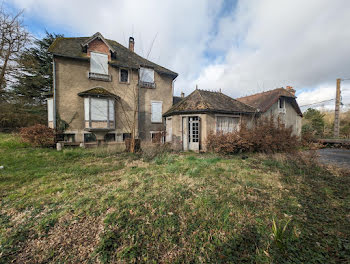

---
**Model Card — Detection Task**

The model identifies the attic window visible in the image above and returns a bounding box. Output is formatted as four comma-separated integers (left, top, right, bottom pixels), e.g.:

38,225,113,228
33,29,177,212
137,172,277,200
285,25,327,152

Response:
279,98,285,109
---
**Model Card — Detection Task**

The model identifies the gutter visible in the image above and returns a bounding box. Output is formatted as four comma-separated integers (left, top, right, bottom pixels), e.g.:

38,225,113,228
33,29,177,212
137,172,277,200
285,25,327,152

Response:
53,57,57,129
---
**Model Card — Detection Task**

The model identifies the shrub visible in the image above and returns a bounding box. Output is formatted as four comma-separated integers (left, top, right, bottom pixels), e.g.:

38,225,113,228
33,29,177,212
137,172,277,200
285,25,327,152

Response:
19,124,55,147
207,116,299,154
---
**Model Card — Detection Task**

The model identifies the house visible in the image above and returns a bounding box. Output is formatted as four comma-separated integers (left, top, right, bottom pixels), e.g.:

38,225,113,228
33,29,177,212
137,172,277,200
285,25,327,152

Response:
46,32,178,143
163,89,257,151
163,87,302,151
237,86,302,136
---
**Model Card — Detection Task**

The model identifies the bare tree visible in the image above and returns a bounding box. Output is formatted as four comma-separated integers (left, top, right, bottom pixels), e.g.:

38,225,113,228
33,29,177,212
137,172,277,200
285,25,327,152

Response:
0,7,29,93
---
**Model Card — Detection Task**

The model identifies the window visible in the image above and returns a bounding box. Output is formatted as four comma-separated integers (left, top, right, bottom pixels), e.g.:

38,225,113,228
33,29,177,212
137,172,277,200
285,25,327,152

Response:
279,98,285,109
104,133,115,142
90,52,108,75
216,116,240,133
64,134,75,142
47,98,53,122
84,97,115,129
151,131,165,143
140,67,154,85
120,69,129,83
151,101,162,123
123,133,131,141
84,133,96,143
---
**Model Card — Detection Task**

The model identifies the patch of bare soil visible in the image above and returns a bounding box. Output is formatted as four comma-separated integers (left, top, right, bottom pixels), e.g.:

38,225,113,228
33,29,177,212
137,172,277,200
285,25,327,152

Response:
15,214,104,264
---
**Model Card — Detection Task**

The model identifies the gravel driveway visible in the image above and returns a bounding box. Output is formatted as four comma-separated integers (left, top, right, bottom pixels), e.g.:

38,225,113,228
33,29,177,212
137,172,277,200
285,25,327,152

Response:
317,148,350,170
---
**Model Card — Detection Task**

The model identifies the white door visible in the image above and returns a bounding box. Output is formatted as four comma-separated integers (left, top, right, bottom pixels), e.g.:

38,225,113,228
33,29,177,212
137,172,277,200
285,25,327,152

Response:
188,116,200,151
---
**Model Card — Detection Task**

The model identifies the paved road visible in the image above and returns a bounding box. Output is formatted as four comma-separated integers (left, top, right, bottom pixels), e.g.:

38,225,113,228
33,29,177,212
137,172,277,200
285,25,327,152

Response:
317,148,350,170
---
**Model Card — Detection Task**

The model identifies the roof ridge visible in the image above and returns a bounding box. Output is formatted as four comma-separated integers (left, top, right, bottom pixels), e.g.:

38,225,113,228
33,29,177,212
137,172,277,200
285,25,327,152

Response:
237,87,285,99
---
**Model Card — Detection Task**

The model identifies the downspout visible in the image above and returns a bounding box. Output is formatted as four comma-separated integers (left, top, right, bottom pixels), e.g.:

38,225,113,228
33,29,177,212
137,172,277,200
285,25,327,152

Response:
53,57,57,129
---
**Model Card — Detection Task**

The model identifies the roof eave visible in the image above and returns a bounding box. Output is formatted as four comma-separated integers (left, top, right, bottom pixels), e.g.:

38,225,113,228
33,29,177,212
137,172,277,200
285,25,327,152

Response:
163,109,256,117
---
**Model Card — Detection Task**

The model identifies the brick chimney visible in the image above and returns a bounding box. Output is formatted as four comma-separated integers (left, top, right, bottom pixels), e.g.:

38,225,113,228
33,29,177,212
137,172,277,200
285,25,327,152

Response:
181,92,185,98
286,86,296,96
129,37,134,52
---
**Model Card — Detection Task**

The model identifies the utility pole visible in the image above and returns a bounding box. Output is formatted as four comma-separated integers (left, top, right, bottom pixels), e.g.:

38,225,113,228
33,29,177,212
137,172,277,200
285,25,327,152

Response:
334,78,341,138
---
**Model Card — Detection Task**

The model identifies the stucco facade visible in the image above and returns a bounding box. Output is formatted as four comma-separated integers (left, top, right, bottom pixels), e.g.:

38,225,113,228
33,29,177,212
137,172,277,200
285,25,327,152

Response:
49,33,177,143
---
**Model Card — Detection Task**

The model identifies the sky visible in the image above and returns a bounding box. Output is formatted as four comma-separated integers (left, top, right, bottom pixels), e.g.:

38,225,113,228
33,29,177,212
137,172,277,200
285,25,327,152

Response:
4,0,350,111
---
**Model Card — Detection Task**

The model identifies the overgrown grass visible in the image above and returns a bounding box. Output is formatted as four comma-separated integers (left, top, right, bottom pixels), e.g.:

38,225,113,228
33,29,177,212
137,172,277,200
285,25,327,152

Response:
0,133,349,263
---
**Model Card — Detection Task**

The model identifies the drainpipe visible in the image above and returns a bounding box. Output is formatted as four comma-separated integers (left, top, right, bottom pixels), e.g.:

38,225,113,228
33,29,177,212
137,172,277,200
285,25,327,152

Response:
53,57,57,129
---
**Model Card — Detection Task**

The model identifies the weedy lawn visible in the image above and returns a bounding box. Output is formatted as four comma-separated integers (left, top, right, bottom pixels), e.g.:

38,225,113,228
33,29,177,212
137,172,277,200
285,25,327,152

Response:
0,133,349,263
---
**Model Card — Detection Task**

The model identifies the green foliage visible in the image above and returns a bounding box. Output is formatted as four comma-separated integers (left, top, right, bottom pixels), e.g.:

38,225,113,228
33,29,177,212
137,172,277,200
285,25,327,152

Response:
302,108,325,138
271,218,292,249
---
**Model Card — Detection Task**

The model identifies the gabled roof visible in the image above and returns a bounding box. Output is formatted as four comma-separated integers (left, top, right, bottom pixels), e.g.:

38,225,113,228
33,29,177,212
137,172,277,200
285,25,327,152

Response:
48,33,178,78
164,89,256,117
237,88,302,116
78,87,120,99
82,32,115,52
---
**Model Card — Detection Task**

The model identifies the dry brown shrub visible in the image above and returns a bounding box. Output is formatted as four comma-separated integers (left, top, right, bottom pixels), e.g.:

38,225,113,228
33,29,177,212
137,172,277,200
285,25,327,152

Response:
19,124,55,147
207,116,299,154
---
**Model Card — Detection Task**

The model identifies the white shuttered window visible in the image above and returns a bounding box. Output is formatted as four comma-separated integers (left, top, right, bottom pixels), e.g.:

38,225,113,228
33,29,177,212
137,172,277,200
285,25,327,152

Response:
84,98,115,121
151,101,162,123
47,98,53,122
216,116,240,133
90,52,108,74
140,67,154,83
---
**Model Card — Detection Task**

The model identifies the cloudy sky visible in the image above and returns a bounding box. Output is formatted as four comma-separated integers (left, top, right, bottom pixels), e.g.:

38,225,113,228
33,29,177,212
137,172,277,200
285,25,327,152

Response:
5,0,350,111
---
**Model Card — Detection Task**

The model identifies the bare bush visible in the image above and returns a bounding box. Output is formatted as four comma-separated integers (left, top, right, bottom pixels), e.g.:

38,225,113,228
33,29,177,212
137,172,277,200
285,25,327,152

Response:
207,116,299,154
19,124,55,147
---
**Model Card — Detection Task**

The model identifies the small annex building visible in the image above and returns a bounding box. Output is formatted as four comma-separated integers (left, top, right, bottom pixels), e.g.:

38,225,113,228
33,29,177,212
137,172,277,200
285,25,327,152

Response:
163,87,302,151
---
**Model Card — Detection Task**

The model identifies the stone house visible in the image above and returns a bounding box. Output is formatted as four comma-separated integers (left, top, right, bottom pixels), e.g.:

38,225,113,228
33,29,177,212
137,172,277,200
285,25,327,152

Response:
163,87,302,151
47,32,177,143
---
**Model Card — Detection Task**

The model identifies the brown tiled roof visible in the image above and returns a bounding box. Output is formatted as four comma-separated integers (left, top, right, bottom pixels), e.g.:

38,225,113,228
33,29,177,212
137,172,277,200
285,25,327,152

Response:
48,35,178,77
237,88,302,116
78,87,120,99
164,89,256,117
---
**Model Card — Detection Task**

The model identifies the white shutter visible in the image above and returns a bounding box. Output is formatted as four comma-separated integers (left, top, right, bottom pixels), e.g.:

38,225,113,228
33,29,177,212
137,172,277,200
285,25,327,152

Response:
166,118,172,142
151,101,162,123
90,52,108,74
84,98,90,121
47,98,53,122
140,67,154,83
109,99,115,121
91,98,108,120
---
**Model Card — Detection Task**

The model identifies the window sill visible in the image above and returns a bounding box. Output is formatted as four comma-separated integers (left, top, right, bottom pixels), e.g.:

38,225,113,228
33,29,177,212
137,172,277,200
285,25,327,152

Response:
139,81,156,88
119,81,130,84
89,72,112,82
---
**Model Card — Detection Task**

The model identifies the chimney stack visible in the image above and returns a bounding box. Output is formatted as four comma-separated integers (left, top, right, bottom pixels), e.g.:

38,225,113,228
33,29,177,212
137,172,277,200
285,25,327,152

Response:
129,37,134,52
181,92,185,98
286,86,296,96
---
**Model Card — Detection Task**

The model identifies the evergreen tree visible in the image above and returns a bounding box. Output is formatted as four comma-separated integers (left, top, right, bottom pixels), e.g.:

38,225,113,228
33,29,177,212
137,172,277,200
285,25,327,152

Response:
11,31,63,106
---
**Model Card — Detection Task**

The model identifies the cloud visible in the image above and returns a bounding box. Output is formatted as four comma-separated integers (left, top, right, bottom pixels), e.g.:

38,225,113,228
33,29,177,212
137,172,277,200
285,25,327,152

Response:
7,0,350,109
192,0,350,103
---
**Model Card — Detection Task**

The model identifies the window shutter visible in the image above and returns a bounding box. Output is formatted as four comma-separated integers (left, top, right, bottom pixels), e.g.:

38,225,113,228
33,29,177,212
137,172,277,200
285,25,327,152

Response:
216,116,239,133
47,98,53,121
140,67,154,83
151,101,162,123
109,99,115,121
91,98,108,120
90,52,108,74
84,98,90,121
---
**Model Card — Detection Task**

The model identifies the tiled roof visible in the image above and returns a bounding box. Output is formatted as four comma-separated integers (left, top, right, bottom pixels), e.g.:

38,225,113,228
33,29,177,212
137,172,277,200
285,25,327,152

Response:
237,88,302,116
48,35,178,77
77,87,120,99
164,89,256,117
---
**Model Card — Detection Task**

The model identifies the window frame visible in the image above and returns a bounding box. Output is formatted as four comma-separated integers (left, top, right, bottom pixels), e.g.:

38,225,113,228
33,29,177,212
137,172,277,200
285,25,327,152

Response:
84,96,115,129
151,100,163,123
119,68,129,83
215,114,241,134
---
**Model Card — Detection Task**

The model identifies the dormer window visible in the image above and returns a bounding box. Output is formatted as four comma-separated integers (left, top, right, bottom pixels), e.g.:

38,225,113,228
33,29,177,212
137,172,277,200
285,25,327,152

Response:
139,67,155,88
89,52,111,81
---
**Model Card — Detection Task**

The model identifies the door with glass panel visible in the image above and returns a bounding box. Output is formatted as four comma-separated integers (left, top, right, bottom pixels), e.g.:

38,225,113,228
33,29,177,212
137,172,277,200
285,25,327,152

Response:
188,116,200,151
